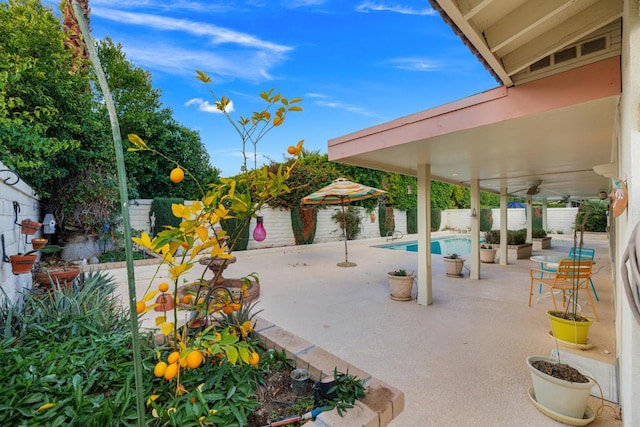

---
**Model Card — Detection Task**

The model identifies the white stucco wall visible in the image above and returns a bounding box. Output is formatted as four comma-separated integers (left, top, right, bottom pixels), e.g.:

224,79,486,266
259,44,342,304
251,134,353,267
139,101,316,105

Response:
0,163,43,305
617,3,640,426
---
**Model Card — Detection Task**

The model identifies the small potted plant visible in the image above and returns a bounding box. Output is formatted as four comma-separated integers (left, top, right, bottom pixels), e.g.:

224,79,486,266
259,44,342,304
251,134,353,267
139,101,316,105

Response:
480,244,497,263
386,269,415,301
9,245,63,275
443,253,465,277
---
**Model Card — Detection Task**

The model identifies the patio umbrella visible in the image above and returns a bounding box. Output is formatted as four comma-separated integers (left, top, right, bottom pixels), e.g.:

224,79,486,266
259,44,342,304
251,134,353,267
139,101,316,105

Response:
302,178,386,267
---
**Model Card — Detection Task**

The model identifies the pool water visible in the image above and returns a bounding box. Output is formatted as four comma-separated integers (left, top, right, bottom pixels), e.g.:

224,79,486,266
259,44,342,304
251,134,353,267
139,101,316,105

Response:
374,237,474,256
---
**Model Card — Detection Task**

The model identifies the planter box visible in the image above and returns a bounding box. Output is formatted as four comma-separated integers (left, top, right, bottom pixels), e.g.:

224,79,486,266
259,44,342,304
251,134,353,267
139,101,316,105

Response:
254,317,404,426
492,243,533,259
532,237,552,250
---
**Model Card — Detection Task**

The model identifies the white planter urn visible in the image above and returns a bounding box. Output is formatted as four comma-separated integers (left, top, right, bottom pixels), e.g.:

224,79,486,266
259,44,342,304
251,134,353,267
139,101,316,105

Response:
386,272,415,301
526,355,595,420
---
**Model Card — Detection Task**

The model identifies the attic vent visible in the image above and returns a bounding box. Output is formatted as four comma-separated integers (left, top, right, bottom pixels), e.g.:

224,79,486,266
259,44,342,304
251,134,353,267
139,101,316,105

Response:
530,56,551,71
554,46,577,64
581,37,606,55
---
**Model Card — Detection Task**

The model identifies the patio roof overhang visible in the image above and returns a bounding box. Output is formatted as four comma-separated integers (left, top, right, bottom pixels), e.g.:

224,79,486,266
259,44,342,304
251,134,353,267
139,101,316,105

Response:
328,57,620,201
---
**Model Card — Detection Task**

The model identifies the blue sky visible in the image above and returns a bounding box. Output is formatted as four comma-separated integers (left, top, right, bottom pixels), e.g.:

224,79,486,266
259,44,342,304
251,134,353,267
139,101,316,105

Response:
48,0,499,176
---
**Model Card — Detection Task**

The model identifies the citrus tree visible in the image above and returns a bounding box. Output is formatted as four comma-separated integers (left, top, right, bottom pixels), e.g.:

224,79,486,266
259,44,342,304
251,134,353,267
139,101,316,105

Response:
129,73,304,424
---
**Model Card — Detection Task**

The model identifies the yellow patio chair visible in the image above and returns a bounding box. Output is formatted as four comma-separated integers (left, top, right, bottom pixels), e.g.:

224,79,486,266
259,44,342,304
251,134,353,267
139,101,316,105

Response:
528,258,598,321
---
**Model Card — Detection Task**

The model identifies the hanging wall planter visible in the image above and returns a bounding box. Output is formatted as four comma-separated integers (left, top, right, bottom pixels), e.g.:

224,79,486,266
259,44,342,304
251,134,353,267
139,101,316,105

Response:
21,219,42,235
9,254,37,275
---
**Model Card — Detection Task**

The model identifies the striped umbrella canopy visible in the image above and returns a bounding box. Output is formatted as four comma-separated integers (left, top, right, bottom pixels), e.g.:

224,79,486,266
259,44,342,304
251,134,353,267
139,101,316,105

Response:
302,178,386,267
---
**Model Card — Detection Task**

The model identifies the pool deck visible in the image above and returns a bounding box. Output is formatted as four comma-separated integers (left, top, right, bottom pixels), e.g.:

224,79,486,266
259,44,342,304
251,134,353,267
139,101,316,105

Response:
111,231,621,426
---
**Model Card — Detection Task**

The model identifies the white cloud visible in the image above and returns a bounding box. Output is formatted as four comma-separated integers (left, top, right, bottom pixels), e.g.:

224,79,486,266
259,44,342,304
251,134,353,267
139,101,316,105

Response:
311,96,377,118
282,0,327,8
185,98,234,113
92,7,292,53
387,57,444,72
355,1,437,15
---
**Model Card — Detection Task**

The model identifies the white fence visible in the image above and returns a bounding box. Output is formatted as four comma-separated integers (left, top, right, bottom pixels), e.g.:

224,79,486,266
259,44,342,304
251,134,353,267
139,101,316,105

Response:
440,208,578,235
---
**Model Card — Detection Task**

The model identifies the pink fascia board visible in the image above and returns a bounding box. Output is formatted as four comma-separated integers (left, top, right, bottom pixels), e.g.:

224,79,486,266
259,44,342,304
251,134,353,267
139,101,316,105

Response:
329,56,621,160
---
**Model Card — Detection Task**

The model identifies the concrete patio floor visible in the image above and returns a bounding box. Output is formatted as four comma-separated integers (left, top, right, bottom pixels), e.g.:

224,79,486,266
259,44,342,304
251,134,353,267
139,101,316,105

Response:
110,232,622,426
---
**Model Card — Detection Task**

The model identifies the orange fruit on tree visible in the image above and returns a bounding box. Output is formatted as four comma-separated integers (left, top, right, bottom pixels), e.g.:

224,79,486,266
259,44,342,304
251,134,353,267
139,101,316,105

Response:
167,351,180,365
179,356,189,368
248,351,260,366
231,303,241,312
136,301,146,314
186,350,204,369
153,361,168,378
169,167,184,183
164,363,179,381
222,305,233,314
287,145,297,155
158,282,169,292
182,294,193,304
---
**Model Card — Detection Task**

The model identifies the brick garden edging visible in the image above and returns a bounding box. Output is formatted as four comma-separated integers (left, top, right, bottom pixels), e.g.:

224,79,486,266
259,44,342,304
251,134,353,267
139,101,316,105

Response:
254,316,404,427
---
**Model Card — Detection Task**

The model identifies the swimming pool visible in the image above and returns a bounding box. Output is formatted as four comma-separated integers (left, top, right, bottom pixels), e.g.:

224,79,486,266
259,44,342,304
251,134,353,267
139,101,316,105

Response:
374,237,474,256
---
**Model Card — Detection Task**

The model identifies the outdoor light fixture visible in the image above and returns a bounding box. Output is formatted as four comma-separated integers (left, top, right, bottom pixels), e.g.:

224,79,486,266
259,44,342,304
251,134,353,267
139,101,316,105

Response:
470,208,478,217
253,216,266,242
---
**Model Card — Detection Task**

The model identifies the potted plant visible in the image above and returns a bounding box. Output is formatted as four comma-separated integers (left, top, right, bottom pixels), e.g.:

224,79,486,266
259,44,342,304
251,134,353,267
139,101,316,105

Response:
30,238,48,250
526,355,595,422
386,269,415,301
546,204,595,345
33,257,82,290
9,245,63,275
527,205,597,422
480,244,497,263
443,253,465,277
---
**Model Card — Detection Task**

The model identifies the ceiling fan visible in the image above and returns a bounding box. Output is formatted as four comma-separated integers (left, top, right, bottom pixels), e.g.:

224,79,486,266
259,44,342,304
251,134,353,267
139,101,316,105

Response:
504,180,570,201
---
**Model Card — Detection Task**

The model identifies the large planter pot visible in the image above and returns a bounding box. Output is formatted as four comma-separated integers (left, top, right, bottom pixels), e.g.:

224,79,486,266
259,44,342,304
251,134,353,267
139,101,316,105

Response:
34,265,82,289
546,311,592,345
443,257,465,277
490,243,533,259
386,273,414,301
526,355,595,420
10,254,37,275
480,248,497,263
291,206,317,245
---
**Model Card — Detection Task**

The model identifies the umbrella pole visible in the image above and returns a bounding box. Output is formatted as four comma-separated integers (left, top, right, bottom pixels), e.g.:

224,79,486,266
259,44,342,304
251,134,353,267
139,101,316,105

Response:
342,201,348,263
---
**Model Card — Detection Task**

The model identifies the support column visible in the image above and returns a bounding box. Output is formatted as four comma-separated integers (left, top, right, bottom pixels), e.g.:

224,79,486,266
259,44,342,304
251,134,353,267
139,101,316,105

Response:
500,190,508,265
470,179,480,279
417,164,432,305
526,195,533,243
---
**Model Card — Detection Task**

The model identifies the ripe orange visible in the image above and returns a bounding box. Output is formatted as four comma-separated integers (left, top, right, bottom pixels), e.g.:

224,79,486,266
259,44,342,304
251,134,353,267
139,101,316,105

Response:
230,303,241,312
167,351,180,365
153,361,168,378
158,282,169,292
136,301,146,314
287,146,297,155
248,351,260,366
164,363,179,381
182,294,193,304
186,350,203,369
179,356,189,368
169,167,184,183
222,305,233,314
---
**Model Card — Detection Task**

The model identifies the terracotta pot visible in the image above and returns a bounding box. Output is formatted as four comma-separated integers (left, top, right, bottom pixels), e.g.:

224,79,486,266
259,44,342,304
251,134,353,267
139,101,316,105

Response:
480,248,497,263
31,238,48,250
21,219,42,235
10,254,37,275
34,265,82,288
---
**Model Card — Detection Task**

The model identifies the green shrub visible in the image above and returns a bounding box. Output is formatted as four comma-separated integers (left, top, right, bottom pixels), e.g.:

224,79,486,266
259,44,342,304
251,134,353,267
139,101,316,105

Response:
483,229,527,245
150,197,184,237
431,207,440,232
407,207,417,234
484,230,500,244
479,208,492,232
532,228,547,238
509,229,527,245
378,206,395,237
332,206,362,240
